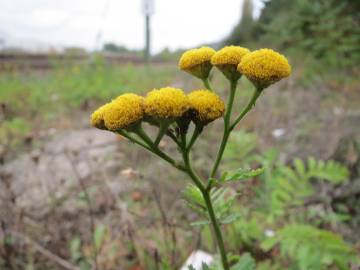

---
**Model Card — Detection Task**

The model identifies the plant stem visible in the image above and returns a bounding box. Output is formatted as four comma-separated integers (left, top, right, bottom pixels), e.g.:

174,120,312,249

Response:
135,126,187,172
210,79,237,178
186,124,202,152
119,130,152,151
202,78,212,91
182,147,229,269
154,121,170,146
202,190,230,270
229,88,262,131
182,150,205,193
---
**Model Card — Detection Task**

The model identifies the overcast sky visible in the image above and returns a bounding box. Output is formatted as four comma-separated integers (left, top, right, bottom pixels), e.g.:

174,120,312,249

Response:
0,0,263,53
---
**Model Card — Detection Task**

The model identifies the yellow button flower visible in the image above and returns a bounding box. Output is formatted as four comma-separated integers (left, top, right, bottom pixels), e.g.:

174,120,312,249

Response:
238,48,291,89
90,103,111,129
144,87,190,119
188,89,225,124
103,93,144,131
212,46,250,66
178,47,216,79
211,46,250,81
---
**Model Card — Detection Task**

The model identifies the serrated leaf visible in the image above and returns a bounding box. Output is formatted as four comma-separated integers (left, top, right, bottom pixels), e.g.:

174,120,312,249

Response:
222,168,264,183
183,184,207,214
294,158,306,176
220,213,242,225
190,220,210,227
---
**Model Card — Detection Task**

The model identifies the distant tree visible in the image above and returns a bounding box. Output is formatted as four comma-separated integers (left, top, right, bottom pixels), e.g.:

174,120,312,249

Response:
102,43,129,53
224,0,255,45
256,0,360,67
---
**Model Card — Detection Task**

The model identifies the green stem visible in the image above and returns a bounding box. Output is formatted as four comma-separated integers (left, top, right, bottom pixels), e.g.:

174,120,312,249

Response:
210,80,237,178
202,190,230,270
186,124,202,152
202,78,212,91
183,153,206,193
181,147,229,269
166,131,182,148
154,121,170,146
118,130,152,151
135,126,187,172
229,88,262,131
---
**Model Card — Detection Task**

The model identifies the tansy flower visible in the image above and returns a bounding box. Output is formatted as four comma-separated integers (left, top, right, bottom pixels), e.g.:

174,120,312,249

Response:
188,90,225,124
90,103,111,129
211,46,250,81
238,48,291,89
103,93,144,131
178,47,216,79
144,87,190,119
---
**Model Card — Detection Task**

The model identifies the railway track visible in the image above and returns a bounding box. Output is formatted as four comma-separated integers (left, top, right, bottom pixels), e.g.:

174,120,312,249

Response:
0,52,168,70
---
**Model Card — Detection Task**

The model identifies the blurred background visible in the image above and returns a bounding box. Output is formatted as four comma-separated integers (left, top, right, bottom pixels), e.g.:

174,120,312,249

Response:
0,0,359,269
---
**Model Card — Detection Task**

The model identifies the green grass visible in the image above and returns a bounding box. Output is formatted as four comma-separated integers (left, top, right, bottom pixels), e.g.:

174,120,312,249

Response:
1,60,177,116
0,58,178,149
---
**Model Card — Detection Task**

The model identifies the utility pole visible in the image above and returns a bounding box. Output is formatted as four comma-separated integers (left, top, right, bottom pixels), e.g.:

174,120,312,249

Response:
142,0,154,63
145,13,150,63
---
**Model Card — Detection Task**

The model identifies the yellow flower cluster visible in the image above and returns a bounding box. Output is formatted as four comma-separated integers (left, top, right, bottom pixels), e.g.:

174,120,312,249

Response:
91,87,226,131
144,87,189,119
238,48,291,88
188,90,225,123
211,46,250,66
91,48,291,132
178,47,215,79
179,46,291,87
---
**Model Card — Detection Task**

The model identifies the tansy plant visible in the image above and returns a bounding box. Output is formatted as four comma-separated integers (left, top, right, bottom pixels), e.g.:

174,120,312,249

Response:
91,46,291,270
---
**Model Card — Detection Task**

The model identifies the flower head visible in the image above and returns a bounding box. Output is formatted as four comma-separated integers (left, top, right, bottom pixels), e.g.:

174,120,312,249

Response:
90,103,111,129
178,47,215,79
211,46,250,81
238,48,291,89
188,89,225,124
103,93,144,131
144,87,190,119
211,46,250,66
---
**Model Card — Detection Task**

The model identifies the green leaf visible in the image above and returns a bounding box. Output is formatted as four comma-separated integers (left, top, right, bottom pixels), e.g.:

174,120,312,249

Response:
307,159,349,183
260,236,278,252
93,225,106,251
188,265,196,270
222,168,264,183
294,158,306,177
231,253,256,270
220,213,242,225
190,220,210,227
264,224,358,269
183,184,207,215
69,237,82,262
